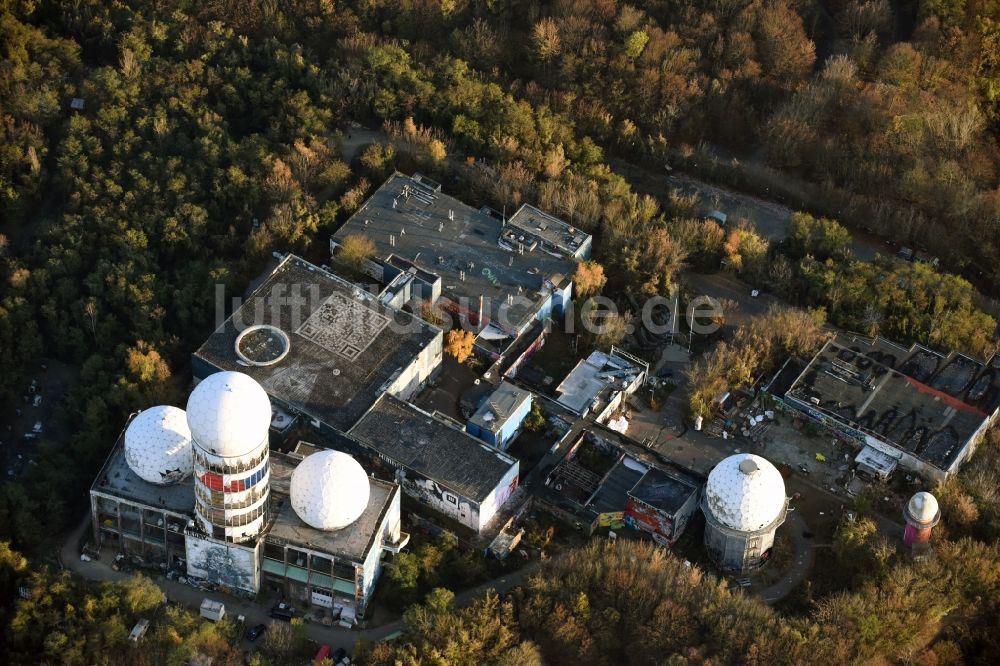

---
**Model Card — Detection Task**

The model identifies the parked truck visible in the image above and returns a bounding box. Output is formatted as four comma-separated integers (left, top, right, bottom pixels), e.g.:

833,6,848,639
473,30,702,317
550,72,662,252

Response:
199,598,226,622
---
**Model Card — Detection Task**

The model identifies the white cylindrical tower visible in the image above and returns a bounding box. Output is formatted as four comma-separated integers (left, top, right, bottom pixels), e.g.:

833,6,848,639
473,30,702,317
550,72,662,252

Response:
186,371,272,543
903,491,940,550
702,453,788,572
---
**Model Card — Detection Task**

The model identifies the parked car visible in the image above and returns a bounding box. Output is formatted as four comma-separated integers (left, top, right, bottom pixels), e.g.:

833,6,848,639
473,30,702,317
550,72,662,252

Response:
332,647,347,663
245,624,267,642
269,602,295,621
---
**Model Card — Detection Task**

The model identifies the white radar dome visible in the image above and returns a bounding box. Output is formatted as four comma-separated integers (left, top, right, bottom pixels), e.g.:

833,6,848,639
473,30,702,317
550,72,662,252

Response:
186,371,271,457
290,450,370,531
705,453,786,532
124,405,193,485
906,492,940,526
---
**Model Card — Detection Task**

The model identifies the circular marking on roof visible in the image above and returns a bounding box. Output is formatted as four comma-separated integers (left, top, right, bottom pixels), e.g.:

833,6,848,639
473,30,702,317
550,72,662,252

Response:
235,325,290,366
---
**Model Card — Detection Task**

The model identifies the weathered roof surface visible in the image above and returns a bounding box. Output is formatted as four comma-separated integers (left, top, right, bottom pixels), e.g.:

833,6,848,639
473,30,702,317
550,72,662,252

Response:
628,466,701,515
555,350,644,415
333,173,580,332
91,423,195,516
266,451,396,562
786,334,1000,469
348,394,517,502
587,457,645,514
193,255,440,432
468,381,532,435
506,203,590,258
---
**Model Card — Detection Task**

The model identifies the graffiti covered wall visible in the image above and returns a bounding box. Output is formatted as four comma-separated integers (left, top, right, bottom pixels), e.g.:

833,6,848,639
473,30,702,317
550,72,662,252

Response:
397,471,482,532
625,498,675,541
185,533,259,594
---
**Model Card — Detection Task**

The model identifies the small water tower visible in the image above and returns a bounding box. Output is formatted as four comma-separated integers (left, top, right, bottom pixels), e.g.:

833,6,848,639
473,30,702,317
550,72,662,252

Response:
903,491,940,550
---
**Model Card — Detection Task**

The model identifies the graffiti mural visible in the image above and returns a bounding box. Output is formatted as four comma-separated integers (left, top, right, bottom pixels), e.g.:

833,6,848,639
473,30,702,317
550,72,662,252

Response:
397,471,481,532
625,497,676,542
185,534,257,593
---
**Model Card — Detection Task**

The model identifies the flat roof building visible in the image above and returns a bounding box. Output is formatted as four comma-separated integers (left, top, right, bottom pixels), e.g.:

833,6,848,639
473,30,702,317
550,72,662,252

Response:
90,427,404,619
90,418,194,567
626,467,704,546
506,203,592,260
331,173,588,343
347,394,520,533
262,451,404,620
545,424,704,543
555,347,648,420
782,334,1000,481
193,254,442,433
466,381,533,451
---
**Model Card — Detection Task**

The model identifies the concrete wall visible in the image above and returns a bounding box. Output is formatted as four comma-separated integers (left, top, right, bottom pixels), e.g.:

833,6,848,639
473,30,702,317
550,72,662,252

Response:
386,328,443,403
397,469,482,532
90,492,189,564
476,461,521,532
359,486,401,612
702,499,786,573
533,283,572,328
624,489,700,546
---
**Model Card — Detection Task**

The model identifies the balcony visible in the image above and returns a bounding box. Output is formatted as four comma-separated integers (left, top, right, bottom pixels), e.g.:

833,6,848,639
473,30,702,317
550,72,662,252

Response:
382,531,411,554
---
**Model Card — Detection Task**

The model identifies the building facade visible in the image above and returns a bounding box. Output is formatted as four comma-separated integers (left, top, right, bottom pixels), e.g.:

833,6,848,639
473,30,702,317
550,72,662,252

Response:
348,395,520,533
466,381,533,450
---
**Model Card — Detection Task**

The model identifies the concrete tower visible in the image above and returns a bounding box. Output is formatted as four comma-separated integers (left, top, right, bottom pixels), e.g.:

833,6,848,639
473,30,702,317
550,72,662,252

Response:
903,491,940,550
702,453,788,572
186,371,272,543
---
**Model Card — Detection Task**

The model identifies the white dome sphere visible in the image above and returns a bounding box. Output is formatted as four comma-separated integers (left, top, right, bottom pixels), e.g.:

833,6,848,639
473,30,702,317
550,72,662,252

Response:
124,406,193,485
290,450,371,531
705,453,786,532
907,492,940,525
186,371,271,457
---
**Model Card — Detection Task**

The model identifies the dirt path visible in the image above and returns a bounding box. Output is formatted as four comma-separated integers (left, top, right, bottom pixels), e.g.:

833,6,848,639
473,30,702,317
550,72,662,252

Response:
339,124,385,163
755,511,814,603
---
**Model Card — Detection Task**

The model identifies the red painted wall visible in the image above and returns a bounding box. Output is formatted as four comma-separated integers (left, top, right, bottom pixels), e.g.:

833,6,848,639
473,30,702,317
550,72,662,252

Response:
625,497,675,542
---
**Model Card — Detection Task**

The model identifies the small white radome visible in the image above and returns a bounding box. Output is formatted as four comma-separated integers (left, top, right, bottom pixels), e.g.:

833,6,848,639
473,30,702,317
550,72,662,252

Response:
290,450,370,531
124,405,193,485
906,491,940,525
186,371,271,457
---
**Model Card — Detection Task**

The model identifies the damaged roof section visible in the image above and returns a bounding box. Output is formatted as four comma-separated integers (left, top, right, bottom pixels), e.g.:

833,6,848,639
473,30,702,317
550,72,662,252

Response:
786,334,1000,469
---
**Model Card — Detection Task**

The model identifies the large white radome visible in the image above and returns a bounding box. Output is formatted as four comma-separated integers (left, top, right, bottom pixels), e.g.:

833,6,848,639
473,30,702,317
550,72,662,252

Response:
290,450,370,531
124,405,193,485
705,453,786,532
186,371,271,457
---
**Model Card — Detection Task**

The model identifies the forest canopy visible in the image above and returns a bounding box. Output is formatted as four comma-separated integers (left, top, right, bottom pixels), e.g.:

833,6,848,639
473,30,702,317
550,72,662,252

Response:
1,0,999,662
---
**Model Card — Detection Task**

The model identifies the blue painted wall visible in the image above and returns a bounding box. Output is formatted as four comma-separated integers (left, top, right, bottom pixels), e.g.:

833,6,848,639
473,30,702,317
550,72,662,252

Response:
467,393,532,451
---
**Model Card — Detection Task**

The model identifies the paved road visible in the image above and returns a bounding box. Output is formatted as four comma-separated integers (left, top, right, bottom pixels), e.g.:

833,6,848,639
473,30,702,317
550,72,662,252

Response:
59,512,540,654
609,158,883,262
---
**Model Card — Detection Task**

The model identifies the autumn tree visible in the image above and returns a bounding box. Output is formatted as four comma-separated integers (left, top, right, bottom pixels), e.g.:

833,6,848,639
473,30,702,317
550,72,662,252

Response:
532,18,562,63
573,261,607,299
445,329,475,363
337,234,376,272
